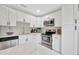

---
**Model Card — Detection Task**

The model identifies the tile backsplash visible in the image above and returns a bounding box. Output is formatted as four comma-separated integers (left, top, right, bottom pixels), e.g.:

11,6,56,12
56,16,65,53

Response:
16,22,31,35
0,26,16,36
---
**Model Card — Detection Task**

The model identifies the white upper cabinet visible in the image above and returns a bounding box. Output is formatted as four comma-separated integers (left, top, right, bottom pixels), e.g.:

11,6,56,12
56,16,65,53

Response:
54,10,62,27
0,6,16,26
30,16,36,27
8,8,16,26
30,17,44,27
62,4,75,55
23,14,31,23
62,5,74,25
16,11,24,22
16,11,31,23
35,17,43,27
0,6,8,26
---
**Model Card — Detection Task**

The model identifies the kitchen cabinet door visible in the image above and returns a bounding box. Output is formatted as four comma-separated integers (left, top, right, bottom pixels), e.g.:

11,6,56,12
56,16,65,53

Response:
62,5,75,54
52,35,61,52
73,4,79,55
16,11,24,22
19,36,26,44
19,35,29,45
30,17,36,27
24,15,31,23
53,10,62,27
35,33,41,44
32,17,43,27
0,6,8,26
8,8,16,26
35,17,40,27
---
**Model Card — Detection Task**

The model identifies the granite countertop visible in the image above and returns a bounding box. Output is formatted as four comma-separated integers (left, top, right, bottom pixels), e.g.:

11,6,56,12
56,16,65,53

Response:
0,35,18,38
0,33,31,38
0,35,19,42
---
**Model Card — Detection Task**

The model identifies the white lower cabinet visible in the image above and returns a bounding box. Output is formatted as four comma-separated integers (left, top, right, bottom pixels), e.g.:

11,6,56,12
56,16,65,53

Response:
52,34,61,52
19,33,41,45
30,33,41,44
10,39,19,47
19,35,30,45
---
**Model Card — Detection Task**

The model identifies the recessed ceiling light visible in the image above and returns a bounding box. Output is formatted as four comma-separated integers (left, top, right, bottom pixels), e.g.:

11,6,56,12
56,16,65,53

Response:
36,10,40,13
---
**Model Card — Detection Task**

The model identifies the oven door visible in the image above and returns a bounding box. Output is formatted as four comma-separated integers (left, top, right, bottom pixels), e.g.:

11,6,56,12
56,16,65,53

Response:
42,35,52,45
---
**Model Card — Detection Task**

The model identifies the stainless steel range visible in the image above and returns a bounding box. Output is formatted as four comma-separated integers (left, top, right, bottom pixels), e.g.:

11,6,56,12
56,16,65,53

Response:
41,34,52,49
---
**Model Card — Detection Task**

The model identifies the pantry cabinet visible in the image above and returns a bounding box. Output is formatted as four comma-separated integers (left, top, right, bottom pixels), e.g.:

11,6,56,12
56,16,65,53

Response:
73,4,79,55
62,4,75,54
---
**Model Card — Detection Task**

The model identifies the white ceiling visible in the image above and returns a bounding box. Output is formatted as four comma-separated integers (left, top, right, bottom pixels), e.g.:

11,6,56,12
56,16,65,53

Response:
2,4,62,17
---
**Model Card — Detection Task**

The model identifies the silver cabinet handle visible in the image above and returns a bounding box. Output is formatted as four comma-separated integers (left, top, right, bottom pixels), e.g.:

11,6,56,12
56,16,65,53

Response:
75,25,77,30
